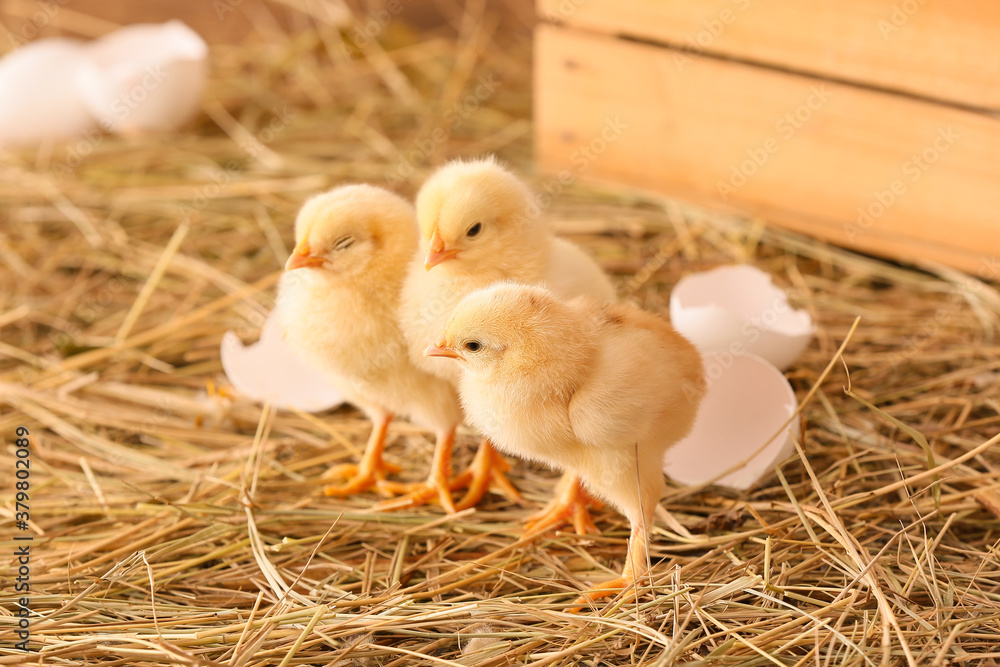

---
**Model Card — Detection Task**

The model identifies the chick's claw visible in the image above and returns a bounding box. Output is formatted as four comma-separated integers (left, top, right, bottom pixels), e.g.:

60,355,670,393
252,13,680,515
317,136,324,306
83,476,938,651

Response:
454,439,523,511
373,474,459,513
373,427,460,513
322,414,400,497
524,472,601,538
322,458,402,496
569,574,634,613
570,546,647,612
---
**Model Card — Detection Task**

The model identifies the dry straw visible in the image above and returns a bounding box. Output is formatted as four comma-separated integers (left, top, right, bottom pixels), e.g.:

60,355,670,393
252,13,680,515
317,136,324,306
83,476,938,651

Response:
2,2,1000,665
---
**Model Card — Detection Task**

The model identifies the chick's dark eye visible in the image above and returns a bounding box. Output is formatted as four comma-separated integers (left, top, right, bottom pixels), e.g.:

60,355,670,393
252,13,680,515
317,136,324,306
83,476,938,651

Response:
335,237,355,250
464,340,482,352
466,222,482,238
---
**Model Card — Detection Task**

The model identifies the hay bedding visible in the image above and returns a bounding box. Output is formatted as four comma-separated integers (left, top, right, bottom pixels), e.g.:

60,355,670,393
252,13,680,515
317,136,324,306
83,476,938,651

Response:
2,4,1000,666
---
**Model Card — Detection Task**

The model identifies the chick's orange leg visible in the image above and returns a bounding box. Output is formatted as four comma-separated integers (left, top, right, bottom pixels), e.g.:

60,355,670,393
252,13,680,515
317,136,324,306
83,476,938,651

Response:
453,438,523,510
571,522,649,612
374,427,458,513
524,472,601,537
323,414,401,496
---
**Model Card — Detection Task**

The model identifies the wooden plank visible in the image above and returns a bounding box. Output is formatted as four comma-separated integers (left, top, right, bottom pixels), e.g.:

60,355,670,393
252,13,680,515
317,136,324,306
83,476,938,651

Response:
538,0,1000,111
534,24,1000,274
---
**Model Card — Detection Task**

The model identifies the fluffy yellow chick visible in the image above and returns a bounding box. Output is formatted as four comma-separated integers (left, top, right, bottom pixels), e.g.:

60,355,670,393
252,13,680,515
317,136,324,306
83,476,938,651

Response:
389,156,616,513
426,282,706,606
276,184,461,508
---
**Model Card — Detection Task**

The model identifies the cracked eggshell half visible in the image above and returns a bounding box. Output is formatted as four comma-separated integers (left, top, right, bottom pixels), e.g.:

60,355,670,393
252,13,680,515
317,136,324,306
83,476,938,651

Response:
670,264,814,371
0,38,97,148
664,351,800,491
75,20,208,133
220,311,343,412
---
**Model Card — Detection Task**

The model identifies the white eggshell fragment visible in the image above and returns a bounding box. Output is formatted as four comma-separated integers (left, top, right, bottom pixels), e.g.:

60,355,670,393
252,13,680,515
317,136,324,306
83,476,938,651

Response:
75,20,208,133
664,351,800,491
670,264,814,371
0,38,97,148
220,312,343,412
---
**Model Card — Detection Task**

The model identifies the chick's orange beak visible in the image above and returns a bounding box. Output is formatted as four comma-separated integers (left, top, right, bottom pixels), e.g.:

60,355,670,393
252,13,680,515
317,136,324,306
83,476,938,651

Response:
424,228,460,270
424,339,460,360
285,243,325,271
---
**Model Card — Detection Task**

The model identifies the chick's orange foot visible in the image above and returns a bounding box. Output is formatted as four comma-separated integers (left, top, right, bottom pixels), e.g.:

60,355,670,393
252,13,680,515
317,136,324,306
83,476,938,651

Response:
524,472,601,537
569,544,648,612
371,428,460,513
453,439,523,510
322,458,402,496
373,476,460,513
372,440,520,513
569,573,636,613
322,414,400,496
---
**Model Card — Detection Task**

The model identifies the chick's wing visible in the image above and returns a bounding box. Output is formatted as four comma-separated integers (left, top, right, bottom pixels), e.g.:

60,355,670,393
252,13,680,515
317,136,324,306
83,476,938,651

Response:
566,302,703,451
566,331,660,450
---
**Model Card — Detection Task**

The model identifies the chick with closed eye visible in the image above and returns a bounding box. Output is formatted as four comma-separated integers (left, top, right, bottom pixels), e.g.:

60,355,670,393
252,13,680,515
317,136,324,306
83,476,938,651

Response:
427,282,705,607
277,185,461,505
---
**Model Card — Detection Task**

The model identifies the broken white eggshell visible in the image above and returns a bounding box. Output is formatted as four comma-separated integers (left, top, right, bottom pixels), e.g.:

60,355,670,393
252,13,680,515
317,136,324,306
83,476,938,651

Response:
664,351,800,491
220,312,344,412
670,264,814,371
0,38,97,148
75,20,208,133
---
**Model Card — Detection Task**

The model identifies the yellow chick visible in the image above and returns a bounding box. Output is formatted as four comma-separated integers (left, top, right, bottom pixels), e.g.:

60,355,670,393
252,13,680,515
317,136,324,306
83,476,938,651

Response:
276,184,461,508
389,156,616,513
426,282,706,606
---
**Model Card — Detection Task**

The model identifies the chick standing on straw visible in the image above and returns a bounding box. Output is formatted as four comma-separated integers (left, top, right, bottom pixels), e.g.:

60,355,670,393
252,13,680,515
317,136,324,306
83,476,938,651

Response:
385,155,617,517
427,282,705,607
276,184,461,503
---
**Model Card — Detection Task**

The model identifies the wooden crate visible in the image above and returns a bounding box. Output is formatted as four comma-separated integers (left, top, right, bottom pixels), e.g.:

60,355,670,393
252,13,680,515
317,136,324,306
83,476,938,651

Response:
535,1,1000,273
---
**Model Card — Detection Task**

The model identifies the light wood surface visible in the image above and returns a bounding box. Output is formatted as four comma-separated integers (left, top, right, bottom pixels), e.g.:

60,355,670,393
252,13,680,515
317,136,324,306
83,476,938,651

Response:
538,0,1000,111
535,24,1000,273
